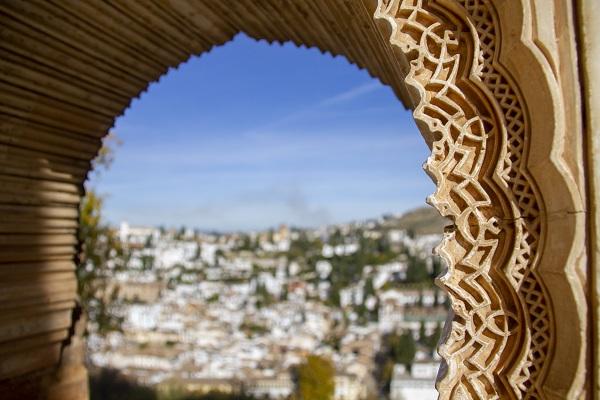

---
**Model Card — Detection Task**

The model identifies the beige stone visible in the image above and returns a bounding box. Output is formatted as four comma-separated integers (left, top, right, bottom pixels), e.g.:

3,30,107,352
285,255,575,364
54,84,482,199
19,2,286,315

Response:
0,1,596,399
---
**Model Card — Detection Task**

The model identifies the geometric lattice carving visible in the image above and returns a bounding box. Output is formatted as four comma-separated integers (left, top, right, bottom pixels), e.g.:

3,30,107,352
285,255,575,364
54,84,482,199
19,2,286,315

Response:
374,1,552,398
457,2,552,399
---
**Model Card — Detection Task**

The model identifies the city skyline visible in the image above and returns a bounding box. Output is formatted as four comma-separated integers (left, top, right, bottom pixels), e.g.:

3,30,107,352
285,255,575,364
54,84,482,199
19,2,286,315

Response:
95,33,432,231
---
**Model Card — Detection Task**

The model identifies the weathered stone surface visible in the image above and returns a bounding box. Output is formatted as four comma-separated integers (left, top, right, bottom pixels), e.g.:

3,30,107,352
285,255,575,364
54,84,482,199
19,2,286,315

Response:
0,1,595,399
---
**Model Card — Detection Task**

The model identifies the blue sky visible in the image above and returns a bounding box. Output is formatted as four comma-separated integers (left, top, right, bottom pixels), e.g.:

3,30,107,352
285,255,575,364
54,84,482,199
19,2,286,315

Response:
94,34,432,231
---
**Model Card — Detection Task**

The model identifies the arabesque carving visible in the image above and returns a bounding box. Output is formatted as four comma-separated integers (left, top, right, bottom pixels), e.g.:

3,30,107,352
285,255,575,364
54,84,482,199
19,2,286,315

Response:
374,1,551,398
457,2,551,396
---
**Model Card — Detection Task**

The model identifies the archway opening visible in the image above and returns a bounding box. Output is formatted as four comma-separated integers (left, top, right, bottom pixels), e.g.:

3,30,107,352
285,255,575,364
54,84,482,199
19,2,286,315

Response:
81,34,448,400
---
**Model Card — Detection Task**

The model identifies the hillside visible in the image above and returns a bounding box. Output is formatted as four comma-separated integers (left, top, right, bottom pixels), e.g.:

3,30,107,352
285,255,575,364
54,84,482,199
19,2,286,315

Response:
384,206,448,236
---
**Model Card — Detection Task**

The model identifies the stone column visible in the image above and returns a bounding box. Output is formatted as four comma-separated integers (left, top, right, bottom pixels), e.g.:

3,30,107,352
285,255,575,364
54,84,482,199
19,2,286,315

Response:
46,311,89,400
577,1,600,398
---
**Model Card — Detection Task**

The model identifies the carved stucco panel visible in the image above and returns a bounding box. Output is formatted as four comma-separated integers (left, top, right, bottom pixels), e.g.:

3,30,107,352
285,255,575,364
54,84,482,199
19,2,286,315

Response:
372,0,567,398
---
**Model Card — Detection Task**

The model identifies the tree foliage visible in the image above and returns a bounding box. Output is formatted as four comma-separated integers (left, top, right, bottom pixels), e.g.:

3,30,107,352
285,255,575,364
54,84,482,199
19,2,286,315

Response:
90,368,157,400
255,282,275,308
405,254,429,283
295,355,335,400
423,323,443,355
78,133,126,335
388,332,417,371
325,235,397,305
375,331,419,394
78,190,126,335
90,368,259,400
287,232,322,261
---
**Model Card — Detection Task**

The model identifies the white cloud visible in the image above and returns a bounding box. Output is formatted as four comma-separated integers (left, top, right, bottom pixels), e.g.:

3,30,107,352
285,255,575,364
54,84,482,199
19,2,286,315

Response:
242,81,384,136
318,81,381,107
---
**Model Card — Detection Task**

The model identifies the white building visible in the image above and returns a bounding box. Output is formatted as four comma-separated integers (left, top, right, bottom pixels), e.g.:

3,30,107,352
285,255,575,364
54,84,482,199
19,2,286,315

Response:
322,243,359,258
335,373,366,400
316,260,333,279
390,362,438,400
119,222,159,246
247,374,294,399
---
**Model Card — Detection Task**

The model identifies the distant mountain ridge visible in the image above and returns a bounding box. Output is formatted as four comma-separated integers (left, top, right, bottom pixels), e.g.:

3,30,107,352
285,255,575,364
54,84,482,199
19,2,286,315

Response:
383,206,447,236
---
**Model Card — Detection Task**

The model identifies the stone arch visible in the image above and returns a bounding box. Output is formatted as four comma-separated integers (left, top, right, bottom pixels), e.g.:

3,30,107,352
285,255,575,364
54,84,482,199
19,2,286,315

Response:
0,1,590,399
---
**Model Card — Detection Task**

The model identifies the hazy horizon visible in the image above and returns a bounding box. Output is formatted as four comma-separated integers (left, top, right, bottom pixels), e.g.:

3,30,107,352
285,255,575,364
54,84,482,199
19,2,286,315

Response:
111,205,437,235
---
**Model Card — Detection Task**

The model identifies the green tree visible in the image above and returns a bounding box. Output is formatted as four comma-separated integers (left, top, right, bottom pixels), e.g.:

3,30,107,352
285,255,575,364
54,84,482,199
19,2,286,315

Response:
329,228,344,246
175,226,186,240
140,255,155,271
405,254,429,283
89,368,156,400
425,323,443,354
169,393,258,400
144,234,154,249
390,332,417,371
287,231,322,261
430,256,443,279
364,277,375,299
79,190,126,335
419,321,427,344
214,249,225,267
376,331,418,394
255,282,274,308
376,235,391,254
193,243,202,261
78,133,125,335
295,355,335,400
327,285,341,308
378,359,396,394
